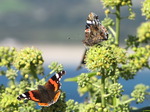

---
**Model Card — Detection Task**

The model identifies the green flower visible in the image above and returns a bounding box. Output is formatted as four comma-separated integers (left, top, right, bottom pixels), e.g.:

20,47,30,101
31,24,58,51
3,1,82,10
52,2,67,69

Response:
108,83,124,97
6,69,18,80
119,45,150,80
137,21,150,43
48,62,64,73
128,11,136,20
66,99,79,112
0,47,16,67
114,103,130,112
80,103,103,112
125,35,139,48
130,46,150,69
141,0,150,19
77,73,90,87
100,0,132,7
0,81,36,112
13,47,44,77
131,84,149,103
85,45,126,74
102,17,114,27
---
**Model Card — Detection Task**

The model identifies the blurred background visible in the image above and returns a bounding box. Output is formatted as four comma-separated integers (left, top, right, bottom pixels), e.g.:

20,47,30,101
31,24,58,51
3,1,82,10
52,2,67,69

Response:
0,0,149,108
0,0,146,65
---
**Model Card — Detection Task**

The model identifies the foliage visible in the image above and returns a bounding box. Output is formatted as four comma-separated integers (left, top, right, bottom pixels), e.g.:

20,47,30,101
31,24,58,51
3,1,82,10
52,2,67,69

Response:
0,0,150,112
141,0,150,19
65,0,150,112
0,47,66,112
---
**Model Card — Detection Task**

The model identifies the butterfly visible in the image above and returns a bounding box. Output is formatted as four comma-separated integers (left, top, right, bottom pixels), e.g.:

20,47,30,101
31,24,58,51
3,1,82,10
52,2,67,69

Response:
17,71,66,106
82,12,108,46
77,12,109,70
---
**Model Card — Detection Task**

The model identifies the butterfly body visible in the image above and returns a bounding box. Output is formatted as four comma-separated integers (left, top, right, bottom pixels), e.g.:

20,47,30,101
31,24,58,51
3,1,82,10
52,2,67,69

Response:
17,71,65,106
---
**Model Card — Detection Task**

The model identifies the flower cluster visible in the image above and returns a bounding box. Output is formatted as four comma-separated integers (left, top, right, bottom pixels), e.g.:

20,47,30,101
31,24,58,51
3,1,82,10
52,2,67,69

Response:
108,83,124,97
6,69,18,80
131,84,149,103
48,62,64,73
13,47,44,76
118,45,150,80
85,45,126,74
130,46,150,69
100,0,132,7
137,21,150,43
141,0,150,19
114,103,129,112
79,103,104,112
101,17,114,27
77,76,98,97
0,81,36,112
128,11,136,20
0,47,16,67
65,99,79,112
77,73,90,87
125,35,139,48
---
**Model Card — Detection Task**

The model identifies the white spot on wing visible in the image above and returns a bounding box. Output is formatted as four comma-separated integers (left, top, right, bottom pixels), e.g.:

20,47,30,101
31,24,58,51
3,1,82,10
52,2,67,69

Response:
22,94,26,97
58,77,62,81
92,21,95,25
56,73,59,79
86,20,92,24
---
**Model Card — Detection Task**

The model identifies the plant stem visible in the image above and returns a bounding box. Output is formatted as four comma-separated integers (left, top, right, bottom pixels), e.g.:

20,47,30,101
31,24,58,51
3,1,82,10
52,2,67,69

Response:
120,98,135,104
112,6,121,112
115,5,121,46
108,26,116,38
30,66,39,81
101,75,106,109
10,79,15,85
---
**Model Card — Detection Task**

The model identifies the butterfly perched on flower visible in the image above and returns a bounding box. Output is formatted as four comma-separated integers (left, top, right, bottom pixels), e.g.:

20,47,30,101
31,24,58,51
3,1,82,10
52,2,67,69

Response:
77,12,109,70
83,12,109,46
17,71,66,106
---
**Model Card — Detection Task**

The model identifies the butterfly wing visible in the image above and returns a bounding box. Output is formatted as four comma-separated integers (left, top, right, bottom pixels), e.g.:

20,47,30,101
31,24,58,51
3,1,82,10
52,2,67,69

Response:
17,90,40,102
17,71,66,107
44,71,66,92
83,12,109,46
37,90,61,107
76,49,87,70
39,71,66,106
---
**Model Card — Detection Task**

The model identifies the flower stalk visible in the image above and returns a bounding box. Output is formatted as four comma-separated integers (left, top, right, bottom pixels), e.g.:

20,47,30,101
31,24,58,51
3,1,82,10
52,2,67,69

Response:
115,5,121,46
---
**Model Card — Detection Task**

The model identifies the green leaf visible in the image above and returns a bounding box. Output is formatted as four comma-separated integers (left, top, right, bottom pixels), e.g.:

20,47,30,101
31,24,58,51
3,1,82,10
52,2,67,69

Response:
64,72,97,82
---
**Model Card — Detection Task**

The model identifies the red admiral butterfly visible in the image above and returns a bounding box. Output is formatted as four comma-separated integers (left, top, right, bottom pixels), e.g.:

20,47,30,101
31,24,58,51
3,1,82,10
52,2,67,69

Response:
17,71,66,106
77,12,109,70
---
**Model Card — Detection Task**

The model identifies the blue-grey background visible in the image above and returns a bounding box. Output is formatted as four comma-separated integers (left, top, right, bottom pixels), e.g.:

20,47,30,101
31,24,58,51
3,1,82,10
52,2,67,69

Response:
0,0,149,109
